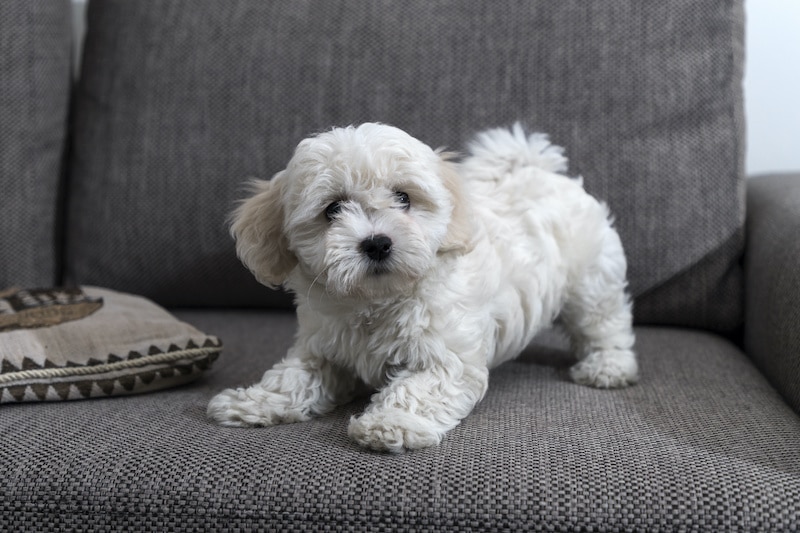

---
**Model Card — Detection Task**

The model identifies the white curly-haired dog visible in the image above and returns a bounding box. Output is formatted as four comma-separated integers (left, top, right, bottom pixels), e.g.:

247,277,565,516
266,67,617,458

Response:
207,122,638,452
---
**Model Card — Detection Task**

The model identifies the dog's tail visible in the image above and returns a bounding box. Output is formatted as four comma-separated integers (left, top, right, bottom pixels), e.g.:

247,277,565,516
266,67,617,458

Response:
465,122,569,177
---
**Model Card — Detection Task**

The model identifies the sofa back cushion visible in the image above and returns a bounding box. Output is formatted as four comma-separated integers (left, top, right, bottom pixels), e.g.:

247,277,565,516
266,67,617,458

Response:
0,0,72,289
66,1,745,333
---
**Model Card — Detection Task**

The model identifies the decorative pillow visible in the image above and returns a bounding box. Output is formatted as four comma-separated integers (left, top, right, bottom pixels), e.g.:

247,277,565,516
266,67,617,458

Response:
0,286,221,403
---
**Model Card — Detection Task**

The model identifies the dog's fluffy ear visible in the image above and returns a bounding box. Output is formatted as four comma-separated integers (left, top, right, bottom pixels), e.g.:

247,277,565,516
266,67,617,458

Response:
438,157,475,254
229,173,297,287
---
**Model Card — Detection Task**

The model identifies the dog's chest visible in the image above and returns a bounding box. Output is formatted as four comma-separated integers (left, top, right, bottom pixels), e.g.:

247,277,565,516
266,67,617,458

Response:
348,306,383,336
315,301,427,386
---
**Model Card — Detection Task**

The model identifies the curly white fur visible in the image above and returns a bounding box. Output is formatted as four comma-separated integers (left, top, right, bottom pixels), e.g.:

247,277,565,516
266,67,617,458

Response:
208,123,638,452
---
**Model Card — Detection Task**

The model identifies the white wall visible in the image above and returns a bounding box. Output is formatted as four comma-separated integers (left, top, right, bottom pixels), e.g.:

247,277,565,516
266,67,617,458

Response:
745,0,800,175
69,0,798,175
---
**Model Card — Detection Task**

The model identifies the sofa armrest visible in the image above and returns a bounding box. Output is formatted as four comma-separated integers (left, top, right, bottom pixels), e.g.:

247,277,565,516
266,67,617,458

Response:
745,173,800,413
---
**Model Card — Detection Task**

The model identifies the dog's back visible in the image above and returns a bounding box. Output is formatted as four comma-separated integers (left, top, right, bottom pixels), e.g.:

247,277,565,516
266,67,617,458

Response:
459,125,631,371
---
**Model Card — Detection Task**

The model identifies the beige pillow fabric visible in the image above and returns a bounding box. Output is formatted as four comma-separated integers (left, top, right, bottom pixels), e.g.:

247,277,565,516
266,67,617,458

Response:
0,286,221,402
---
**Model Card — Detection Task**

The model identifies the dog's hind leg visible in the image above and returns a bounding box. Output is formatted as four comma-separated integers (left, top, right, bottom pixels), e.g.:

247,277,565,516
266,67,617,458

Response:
560,229,639,389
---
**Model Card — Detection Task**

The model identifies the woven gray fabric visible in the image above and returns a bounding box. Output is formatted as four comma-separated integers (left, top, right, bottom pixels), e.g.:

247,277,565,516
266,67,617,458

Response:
65,1,744,332
1,313,798,531
745,174,800,414
0,0,71,288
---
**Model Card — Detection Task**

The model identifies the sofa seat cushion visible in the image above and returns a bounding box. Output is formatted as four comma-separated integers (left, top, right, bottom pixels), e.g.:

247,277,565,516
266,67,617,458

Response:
0,287,221,403
1,312,797,531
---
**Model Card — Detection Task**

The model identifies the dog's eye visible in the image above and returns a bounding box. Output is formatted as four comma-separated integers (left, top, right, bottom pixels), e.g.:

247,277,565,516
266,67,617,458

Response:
325,201,343,221
394,191,410,210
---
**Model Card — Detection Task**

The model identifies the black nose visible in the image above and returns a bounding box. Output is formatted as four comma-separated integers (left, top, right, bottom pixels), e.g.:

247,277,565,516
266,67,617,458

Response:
361,235,393,262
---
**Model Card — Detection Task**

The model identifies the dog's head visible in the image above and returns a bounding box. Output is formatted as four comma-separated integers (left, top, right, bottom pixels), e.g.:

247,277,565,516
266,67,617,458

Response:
231,123,472,299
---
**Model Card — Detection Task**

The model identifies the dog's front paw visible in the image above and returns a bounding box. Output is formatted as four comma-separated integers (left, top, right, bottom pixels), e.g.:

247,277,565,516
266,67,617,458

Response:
207,387,312,427
348,408,443,453
570,349,639,389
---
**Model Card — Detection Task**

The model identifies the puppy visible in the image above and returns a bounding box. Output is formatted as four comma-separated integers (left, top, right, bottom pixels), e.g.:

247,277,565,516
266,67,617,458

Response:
207,123,638,452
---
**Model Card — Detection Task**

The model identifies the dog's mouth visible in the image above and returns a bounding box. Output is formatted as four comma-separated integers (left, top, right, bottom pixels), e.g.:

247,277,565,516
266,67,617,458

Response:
368,262,392,276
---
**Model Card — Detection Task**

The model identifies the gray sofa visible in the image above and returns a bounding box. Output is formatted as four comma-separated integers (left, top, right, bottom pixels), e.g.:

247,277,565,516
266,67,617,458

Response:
2,1,799,531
